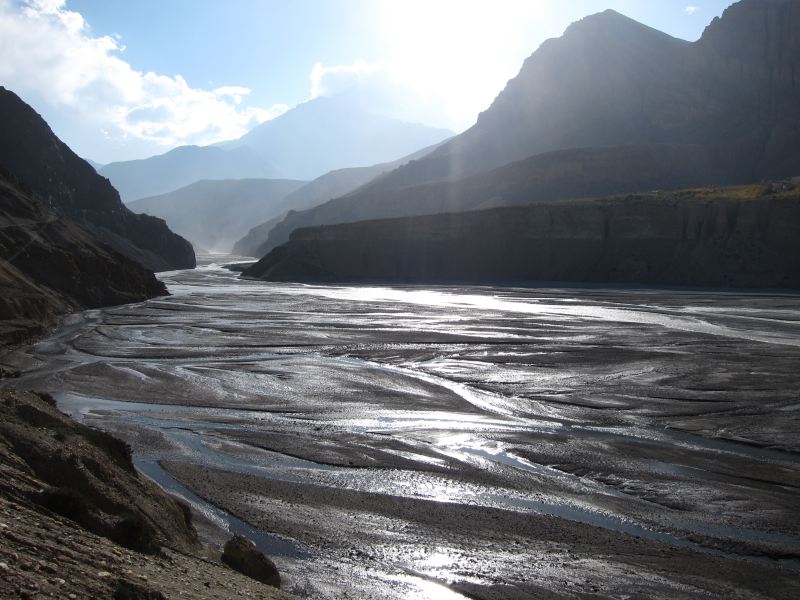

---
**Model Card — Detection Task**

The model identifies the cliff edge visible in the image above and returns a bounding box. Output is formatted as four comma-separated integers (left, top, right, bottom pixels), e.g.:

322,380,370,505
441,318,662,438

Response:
244,183,800,289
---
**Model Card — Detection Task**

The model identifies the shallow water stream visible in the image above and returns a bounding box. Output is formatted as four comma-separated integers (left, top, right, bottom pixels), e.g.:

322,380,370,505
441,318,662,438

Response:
6,255,800,598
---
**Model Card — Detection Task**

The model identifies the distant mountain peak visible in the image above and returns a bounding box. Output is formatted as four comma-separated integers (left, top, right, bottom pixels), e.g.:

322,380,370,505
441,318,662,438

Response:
561,7,684,45
224,92,454,180
297,0,800,232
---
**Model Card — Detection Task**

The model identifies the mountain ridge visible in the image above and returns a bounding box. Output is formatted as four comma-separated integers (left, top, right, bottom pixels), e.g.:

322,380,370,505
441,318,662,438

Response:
0,87,195,272
243,183,800,289
102,95,453,202
233,138,450,257
100,145,281,202
223,95,453,180
253,0,800,257
0,167,167,345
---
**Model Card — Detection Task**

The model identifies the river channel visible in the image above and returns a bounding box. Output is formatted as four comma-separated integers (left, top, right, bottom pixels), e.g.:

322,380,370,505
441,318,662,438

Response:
6,256,800,599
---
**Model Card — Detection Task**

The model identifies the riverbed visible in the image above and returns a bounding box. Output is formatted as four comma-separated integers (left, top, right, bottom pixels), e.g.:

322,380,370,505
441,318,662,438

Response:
5,256,800,599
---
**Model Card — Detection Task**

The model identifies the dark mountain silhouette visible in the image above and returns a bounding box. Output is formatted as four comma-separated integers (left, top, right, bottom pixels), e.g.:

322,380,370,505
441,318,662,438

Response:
128,178,306,252
244,182,800,289
0,87,195,272
233,139,449,257
222,94,453,180
100,145,280,202
258,0,800,254
0,168,166,345
377,0,800,187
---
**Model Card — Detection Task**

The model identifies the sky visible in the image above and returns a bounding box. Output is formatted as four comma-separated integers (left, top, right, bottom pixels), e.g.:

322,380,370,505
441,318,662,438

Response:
0,0,733,164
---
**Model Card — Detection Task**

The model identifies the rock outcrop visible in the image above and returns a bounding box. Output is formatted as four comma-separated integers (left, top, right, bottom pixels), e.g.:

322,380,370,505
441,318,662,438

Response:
0,169,167,345
222,534,281,588
0,87,195,272
256,143,735,257
0,389,197,554
0,389,294,600
244,184,800,289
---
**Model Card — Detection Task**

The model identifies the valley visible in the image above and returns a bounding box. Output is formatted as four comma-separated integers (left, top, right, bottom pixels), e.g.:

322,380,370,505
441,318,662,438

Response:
0,1,798,598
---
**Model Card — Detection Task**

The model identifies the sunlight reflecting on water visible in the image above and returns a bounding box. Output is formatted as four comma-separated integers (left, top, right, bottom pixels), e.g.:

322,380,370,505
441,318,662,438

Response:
8,258,799,599
276,284,800,347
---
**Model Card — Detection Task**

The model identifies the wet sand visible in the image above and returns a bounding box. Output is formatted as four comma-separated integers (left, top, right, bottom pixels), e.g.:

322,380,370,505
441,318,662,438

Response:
4,257,800,598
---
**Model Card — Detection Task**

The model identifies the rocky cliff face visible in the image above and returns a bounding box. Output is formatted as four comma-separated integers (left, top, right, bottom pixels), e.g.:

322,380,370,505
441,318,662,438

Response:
257,0,800,253
0,169,166,345
0,87,196,272
244,184,800,289
400,0,800,185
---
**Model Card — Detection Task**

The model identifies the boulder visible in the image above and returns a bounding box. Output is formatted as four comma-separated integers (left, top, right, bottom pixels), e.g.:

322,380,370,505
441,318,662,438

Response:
221,534,281,588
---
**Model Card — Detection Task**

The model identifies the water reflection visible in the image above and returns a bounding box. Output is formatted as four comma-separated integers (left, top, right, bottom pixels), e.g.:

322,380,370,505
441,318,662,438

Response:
6,257,800,599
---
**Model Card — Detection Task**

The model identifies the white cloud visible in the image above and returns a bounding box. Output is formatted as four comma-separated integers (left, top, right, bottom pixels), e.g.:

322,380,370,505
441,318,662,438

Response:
310,60,388,99
685,5,699,15
213,86,252,105
0,0,286,156
308,59,454,130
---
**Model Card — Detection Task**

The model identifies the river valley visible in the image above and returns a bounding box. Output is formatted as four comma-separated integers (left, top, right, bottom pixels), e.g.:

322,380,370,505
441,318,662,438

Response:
4,256,800,599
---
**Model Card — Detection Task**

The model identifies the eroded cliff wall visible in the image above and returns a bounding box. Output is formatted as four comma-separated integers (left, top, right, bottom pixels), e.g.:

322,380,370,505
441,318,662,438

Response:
245,186,800,289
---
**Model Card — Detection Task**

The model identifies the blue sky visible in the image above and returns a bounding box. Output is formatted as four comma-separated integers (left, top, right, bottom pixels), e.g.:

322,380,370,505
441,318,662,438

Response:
0,0,734,163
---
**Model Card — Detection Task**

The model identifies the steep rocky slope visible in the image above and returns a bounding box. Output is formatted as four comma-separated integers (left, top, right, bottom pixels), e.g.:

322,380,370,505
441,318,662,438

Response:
0,389,294,600
0,169,166,345
128,178,306,252
233,215,287,259
259,0,800,253
0,87,195,272
380,0,800,188
244,183,800,289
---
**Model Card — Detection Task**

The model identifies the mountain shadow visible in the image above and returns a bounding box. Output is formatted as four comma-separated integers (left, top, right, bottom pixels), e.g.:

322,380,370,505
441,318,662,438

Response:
0,87,195,271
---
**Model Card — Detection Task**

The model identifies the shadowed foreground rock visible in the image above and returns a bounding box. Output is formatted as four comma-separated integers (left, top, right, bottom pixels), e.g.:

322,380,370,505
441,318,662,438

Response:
222,534,282,588
0,389,198,555
0,389,294,600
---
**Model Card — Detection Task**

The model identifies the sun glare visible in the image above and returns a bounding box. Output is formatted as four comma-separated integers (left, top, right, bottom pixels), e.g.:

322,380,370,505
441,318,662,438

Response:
373,0,548,129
